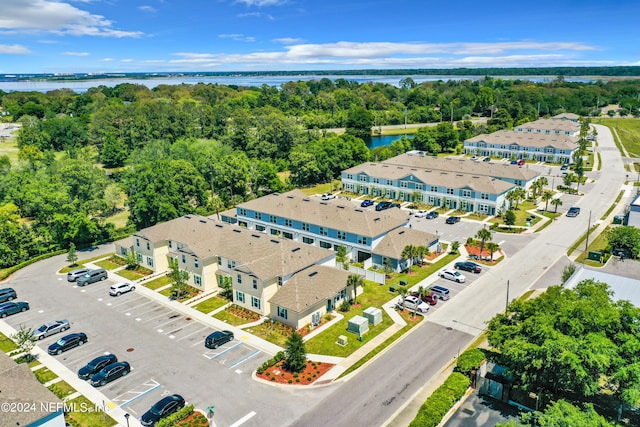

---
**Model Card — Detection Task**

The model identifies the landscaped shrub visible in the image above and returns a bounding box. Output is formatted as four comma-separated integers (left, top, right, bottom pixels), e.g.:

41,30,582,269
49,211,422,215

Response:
156,404,194,427
456,348,486,376
0,250,66,281
408,372,471,427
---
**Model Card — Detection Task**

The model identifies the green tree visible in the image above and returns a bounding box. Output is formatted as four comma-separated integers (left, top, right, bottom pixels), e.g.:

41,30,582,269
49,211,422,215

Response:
345,107,374,141
125,250,140,270
541,190,554,212
66,242,78,266
336,245,349,269
551,197,563,213
486,242,500,261
401,244,418,271
498,400,616,427
504,209,517,226
100,135,128,167
346,274,364,304
560,263,576,283
219,275,233,300
607,226,640,258
450,241,460,254
415,245,430,266
573,153,585,193
11,325,36,362
168,257,189,300
383,258,394,277
283,330,307,373
475,227,492,258
397,285,409,310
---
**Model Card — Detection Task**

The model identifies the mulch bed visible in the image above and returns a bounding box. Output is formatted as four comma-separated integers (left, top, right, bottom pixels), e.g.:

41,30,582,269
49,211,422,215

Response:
256,360,334,385
465,245,502,265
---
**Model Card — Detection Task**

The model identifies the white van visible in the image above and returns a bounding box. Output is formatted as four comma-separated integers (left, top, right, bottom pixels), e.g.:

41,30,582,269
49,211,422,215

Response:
430,285,450,301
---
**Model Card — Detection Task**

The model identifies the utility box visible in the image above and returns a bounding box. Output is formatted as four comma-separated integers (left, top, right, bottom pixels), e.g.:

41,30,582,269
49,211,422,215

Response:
363,307,382,325
336,335,348,346
399,280,408,287
588,251,603,262
347,315,369,335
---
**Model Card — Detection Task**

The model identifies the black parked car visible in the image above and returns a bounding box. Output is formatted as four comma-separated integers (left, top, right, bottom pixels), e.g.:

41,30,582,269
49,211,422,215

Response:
375,201,392,211
48,333,87,355
425,211,439,219
78,354,118,380
90,361,130,387
0,287,17,303
205,330,234,349
0,301,29,318
454,261,482,273
140,394,185,426
445,216,460,224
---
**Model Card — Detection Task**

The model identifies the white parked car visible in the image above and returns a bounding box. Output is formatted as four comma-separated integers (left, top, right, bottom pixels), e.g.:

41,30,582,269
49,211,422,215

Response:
414,210,428,218
396,296,430,313
321,193,336,200
439,269,466,283
109,283,135,297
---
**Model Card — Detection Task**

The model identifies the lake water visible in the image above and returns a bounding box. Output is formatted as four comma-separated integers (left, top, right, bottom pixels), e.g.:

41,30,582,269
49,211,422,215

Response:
0,75,596,93
368,134,414,149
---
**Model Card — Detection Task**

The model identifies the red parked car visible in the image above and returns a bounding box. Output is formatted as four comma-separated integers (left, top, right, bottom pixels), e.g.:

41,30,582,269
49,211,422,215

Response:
411,291,438,305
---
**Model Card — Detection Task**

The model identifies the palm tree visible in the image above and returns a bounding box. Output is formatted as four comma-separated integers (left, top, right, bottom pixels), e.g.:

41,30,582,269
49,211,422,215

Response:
450,241,460,254
415,245,430,266
486,242,500,261
475,227,492,259
541,190,554,212
551,198,563,213
534,177,548,198
346,274,364,304
401,244,417,272
397,286,409,311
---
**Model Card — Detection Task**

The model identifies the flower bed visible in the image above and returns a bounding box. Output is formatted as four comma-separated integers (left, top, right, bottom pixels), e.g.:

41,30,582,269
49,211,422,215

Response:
227,304,262,322
256,359,334,385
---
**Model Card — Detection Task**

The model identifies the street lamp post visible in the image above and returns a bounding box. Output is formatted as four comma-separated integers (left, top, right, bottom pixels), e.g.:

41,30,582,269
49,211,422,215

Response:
505,280,510,313
124,413,130,427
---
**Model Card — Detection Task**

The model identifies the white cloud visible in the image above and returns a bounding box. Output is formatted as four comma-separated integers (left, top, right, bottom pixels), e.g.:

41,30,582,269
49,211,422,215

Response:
0,0,143,37
63,51,90,56
234,0,288,6
272,37,303,44
0,44,31,54
218,33,256,42
139,5,157,13
237,12,274,20
101,57,114,61
121,59,135,62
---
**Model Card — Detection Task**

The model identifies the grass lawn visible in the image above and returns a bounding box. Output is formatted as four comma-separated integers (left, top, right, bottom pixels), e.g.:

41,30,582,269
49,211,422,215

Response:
48,380,77,399
595,118,640,157
193,296,229,314
115,266,153,281
0,332,18,353
65,396,117,427
159,287,173,297
58,252,115,273
575,226,611,265
298,180,341,197
94,259,123,270
600,190,625,220
103,208,130,229
386,254,458,289
466,212,491,221
212,309,253,327
490,200,540,227
34,366,58,384
142,275,172,290
0,137,19,163
245,323,291,347
567,224,600,256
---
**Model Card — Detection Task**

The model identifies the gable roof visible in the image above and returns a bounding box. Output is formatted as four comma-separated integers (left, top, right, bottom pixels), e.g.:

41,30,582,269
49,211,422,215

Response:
373,227,439,259
269,265,352,312
514,118,580,133
237,190,410,238
381,152,539,182
552,113,580,121
343,162,515,195
466,130,578,150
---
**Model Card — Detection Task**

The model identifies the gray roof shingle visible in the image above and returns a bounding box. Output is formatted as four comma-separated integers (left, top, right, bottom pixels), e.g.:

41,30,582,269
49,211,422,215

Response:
466,130,578,150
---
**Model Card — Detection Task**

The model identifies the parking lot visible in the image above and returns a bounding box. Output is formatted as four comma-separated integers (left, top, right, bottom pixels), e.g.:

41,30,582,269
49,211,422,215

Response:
4,262,332,427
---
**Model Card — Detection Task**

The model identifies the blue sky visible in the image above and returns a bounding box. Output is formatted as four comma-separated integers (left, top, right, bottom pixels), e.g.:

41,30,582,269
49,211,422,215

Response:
1,0,639,74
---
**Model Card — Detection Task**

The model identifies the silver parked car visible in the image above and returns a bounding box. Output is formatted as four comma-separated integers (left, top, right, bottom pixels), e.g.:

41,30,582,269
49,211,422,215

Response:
109,283,135,296
32,320,70,340
67,268,91,282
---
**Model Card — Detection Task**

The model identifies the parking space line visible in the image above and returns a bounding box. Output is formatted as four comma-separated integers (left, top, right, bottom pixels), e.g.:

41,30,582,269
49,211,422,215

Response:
206,342,243,359
113,379,161,408
140,311,170,323
228,350,261,369
121,301,155,313
96,370,138,389
230,411,256,427
154,315,183,329
108,296,145,309
176,326,208,342
58,346,105,367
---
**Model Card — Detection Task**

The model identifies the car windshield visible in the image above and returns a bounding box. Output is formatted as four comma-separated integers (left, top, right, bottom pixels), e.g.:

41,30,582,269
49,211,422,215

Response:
55,338,65,345
150,403,166,415
37,325,47,333
454,272,461,276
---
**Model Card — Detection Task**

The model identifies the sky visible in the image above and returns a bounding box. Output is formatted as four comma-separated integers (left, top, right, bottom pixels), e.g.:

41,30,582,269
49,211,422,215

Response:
0,0,639,74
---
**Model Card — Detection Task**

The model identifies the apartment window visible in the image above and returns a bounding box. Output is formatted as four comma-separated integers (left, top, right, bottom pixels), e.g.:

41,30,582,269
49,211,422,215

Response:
256,225,265,232
346,174,353,180
181,254,186,263
359,175,367,182
282,232,293,240
277,307,288,320
303,237,314,244
515,180,523,186
217,256,222,265
446,188,454,195
277,277,283,286
237,274,242,284
137,253,142,262
194,258,199,268
400,181,408,188
546,148,554,153
510,145,518,150
252,279,258,290
461,190,472,198
269,215,277,224
251,296,261,310
320,241,331,249
194,275,202,286
319,227,328,236
270,229,280,236
284,219,292,227
415,184,423,190
147,257,153,267
337,231,346,240
168,241,172,249
481,193,489,200
372,178,379,184
358,236,369,245
136,238,140,247
235,291,245,304
255,212,262,220
146,242,150,250
120,248,127,256
238,208,246,216
302,223,310,231
430,186,438,192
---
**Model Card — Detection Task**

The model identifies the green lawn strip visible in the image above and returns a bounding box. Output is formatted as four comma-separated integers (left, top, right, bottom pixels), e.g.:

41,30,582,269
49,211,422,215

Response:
298,180,341,197
142,275,172,290
519,289,536,301
65,395,117,427
103,209,130,229
47,380,77,400
159,287,173,297
94,259,122,270
115,268,151,281
597,152,602,171
59,252,116,273
534,218,552,232
193,296,229,314
567,224,600,256
0,332,18,353
408,372,471,427
597,118,640,157
379,127,420,136
600,190,625,220
245,323,291,347
574,226,611,265
338,313,423,378
34,366,58,384
489,201,539,227
386,254,458,289
212,309,254,327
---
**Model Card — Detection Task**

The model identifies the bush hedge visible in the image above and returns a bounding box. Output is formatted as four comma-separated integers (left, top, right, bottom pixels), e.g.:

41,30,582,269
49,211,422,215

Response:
408,372,471,427
456,348,486,376
0,250,66,281
156,404,194,427
256,351,285,375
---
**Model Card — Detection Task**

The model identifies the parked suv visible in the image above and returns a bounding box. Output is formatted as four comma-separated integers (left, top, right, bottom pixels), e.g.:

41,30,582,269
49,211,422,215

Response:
430,285,450,301
411,291,438,306
566,207,581,217
0,287,17,303
109,283,135,296
67,268,91,282
76,269,107,286
205,330,234,349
